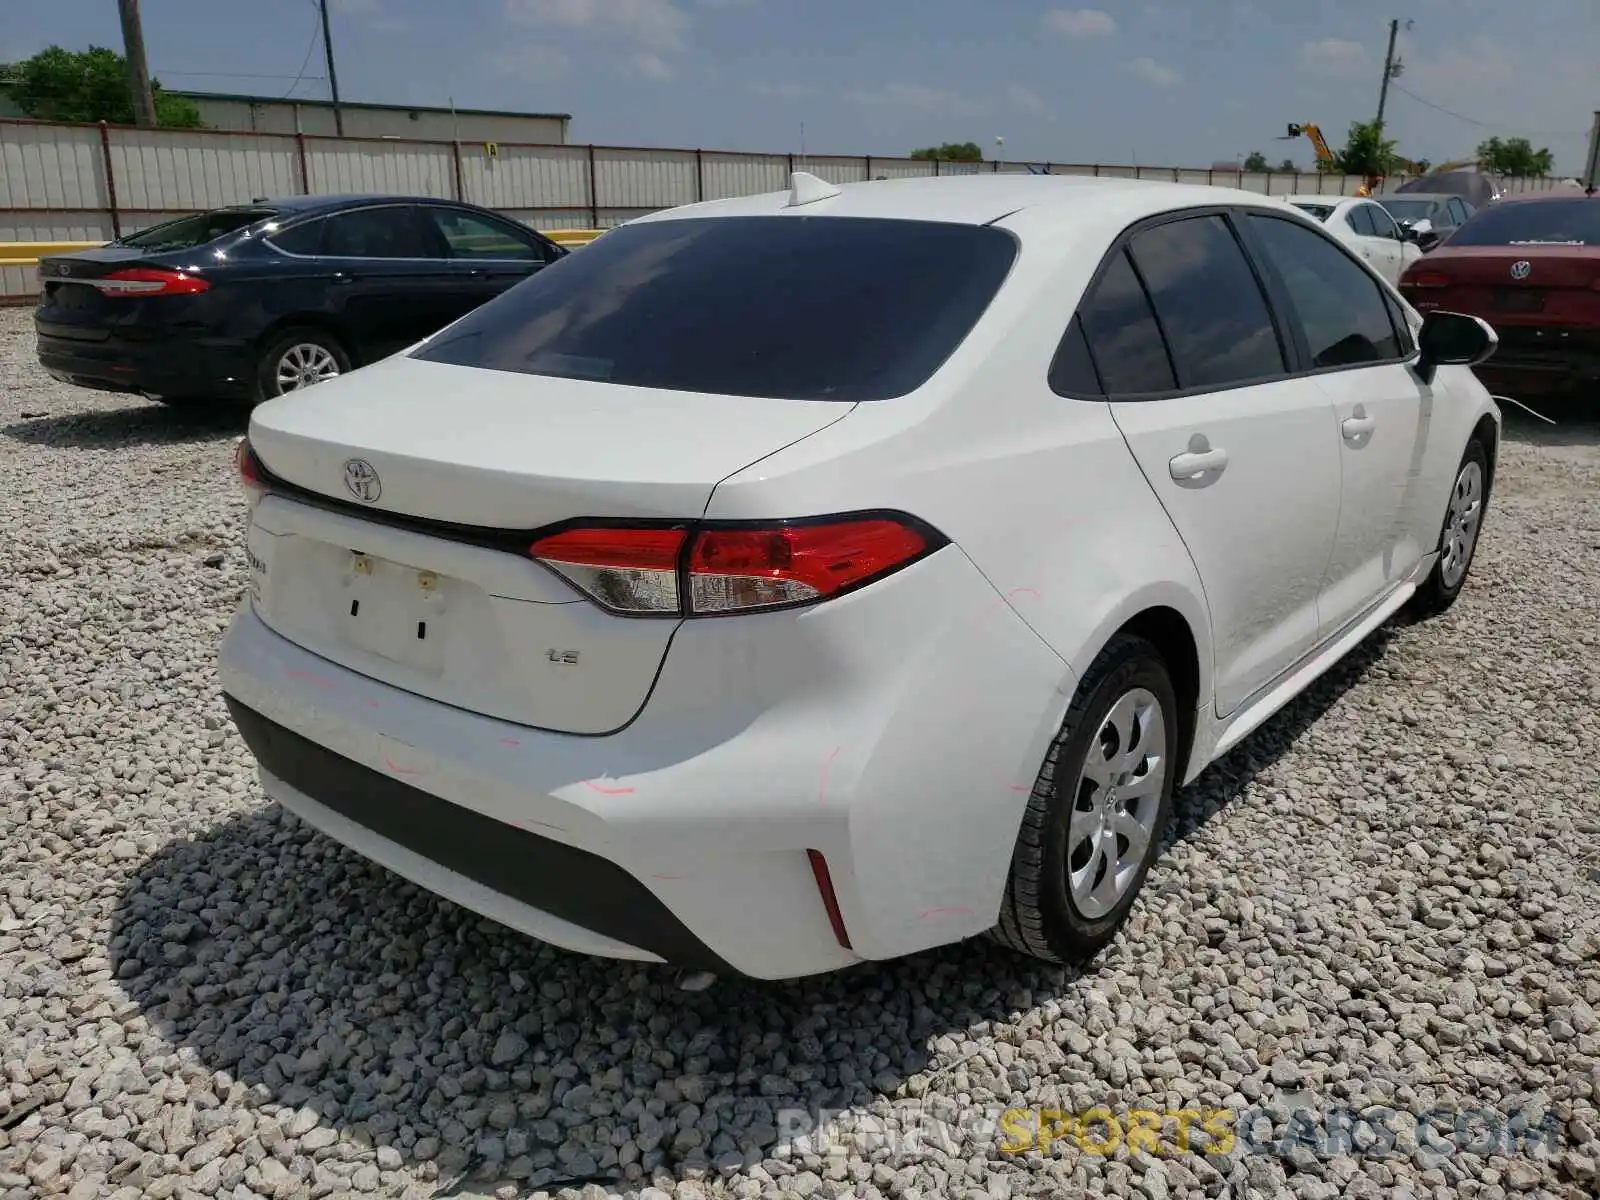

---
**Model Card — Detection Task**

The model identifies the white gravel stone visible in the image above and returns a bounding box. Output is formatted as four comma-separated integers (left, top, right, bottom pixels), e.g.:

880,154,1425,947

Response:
1,306,1598,1200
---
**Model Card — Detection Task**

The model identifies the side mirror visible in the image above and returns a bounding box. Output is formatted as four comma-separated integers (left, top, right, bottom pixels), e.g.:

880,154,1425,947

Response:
1417,230,1442,252
1415,311,1497,384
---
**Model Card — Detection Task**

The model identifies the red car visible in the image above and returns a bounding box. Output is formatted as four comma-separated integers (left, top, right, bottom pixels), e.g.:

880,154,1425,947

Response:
1398,193,1600,396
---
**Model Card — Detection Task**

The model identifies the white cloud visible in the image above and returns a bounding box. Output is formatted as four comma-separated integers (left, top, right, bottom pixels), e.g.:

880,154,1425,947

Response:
1043,9,1116,37
749,81,817,100
1126,56,1180,87
486,42,571,79
1007,85,1045,114
506,0,690,50
846,82,990,117
1300,38,1367,75
629,52,674,80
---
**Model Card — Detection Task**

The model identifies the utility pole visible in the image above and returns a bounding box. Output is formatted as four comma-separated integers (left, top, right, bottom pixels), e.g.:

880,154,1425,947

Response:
319,0,345,137
1375,18,1410,130
116,0,158,128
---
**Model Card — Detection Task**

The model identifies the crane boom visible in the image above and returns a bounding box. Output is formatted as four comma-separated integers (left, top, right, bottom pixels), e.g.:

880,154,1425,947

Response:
1284,123,1335,168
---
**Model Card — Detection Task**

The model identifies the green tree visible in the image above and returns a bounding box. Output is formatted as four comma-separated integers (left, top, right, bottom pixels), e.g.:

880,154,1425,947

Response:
1476,136,1553,177
911,141,983,162
1277,158,1298,172
1242,151,1269,172
1328,120,1400,177
0,45,202,127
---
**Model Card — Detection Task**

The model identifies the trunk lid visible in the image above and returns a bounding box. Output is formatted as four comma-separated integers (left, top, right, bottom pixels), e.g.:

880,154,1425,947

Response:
1402,245,1600,327
35,246,193,340
245,354,855,734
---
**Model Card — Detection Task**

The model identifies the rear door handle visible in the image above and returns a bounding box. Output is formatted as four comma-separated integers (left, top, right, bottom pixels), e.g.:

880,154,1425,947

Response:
1342,415,1376,439
1169,447,1228,481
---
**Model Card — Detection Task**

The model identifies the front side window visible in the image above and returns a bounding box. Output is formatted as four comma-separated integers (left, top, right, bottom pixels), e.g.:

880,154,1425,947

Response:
426,208,547,261
1247,214,1403,368
413,216,1017,401
321,206,438,259
1346,205,1377,237
1127,215,1286,390
1076,249,1176,395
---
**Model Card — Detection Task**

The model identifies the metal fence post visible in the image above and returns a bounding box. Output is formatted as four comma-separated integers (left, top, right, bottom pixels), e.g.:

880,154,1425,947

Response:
451,139,464,202
863,154,871,180
98,122,121,239
586,144,599,227
934,158,941,176
295,131,310,194
695,148,705,202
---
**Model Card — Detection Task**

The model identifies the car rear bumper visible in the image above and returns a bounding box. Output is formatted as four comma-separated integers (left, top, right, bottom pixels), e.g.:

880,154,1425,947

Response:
36,330,253,400
217,547,1075,980
1474,327,1600,393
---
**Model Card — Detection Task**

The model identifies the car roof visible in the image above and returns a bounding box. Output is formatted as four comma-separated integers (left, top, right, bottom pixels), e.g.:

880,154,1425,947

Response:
630,173,1311,230
221,194,474,215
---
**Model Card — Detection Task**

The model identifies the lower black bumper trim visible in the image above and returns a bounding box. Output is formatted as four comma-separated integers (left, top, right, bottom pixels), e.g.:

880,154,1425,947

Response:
223,695,731,973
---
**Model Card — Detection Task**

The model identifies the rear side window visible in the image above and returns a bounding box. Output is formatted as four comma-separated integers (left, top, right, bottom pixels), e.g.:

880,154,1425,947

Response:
267,218,327,256
1346,205,1377,236
1291,203,1335,224
1247,214,1403,367
119,208,276,251
1076,249,1176,394
322,206,438,259
1367,205,1401,241
426,208,549,261
1447,198,1470,225
412,216,1018,401
1127,215,1286,389
1447,198,1600,246
1048,314,1102,396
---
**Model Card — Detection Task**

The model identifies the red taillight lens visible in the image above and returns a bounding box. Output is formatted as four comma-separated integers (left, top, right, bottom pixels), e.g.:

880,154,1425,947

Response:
1403,271,1453,289
95,267,210,297
528,514,938,617
236,438,268,502
688,519,930,613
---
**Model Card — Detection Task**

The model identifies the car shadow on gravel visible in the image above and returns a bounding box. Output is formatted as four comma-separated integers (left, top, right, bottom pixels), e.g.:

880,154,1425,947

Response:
2,400,247,449
1496,395,1600,447
106,627,1397,1196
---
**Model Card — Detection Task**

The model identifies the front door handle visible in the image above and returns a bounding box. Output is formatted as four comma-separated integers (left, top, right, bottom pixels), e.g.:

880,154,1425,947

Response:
1342,414,1376,439
331,272,356,286
1169,447,1228,481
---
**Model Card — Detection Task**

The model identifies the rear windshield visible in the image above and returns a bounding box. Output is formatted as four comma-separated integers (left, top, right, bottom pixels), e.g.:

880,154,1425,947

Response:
1290,203,1334,223
411,215,1019,401
1447,199,1600,247
1378,199,1437,223
118,209,277,251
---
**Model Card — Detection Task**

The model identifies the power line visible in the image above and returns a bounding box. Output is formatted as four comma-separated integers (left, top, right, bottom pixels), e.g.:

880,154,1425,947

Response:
1390,81,1589,138
278,9,326,101
158,71,330,82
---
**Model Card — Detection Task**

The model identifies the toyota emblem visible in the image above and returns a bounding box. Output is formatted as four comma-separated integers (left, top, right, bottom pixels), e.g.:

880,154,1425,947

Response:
343,458,382,503
1509,260,1532,280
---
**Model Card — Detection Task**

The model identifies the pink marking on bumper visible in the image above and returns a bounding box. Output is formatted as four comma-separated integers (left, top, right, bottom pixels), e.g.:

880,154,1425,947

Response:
381,755,424,777
581,779,635,795
285,667,335,689
919,906,975,919
499,737,522,748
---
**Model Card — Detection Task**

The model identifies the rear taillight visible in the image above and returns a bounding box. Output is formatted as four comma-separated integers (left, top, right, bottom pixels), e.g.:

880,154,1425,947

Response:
528,514,943,617
94,267,210,297
1403,271,1453,289
236,438,268,504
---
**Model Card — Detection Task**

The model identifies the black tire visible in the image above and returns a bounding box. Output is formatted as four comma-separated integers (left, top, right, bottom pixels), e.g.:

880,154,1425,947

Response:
990,633,1180,964
252,327,351,405
1408,437,1490,619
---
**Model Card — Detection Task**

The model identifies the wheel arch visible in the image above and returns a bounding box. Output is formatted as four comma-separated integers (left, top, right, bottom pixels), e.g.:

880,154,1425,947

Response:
254,314,357,364
1472,410,1499,496
1065,583,1214,784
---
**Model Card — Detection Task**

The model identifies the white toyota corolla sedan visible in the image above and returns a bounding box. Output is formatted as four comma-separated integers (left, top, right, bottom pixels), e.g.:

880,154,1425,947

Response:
220,172,1501,981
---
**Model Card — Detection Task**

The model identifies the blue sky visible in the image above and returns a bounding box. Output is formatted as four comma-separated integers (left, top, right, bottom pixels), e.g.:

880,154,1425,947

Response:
2,0,1595,171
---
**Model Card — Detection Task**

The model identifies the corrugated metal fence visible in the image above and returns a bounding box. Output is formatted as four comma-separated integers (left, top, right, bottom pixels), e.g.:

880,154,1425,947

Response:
0,116,1568,298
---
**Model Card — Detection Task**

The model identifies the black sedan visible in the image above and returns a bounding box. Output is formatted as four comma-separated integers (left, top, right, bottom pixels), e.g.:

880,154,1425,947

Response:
35,194,567,406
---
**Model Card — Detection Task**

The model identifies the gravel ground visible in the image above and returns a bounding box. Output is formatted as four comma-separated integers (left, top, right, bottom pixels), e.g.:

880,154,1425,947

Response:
2,303,1599,1200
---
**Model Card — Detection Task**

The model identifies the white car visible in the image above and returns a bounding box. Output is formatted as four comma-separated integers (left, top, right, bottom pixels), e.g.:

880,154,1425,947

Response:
1278,194,1424,286
220,172,1501,982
